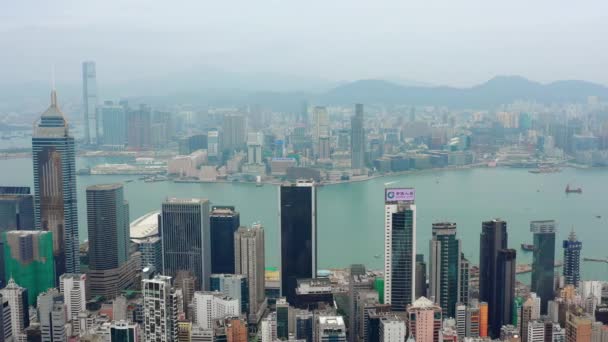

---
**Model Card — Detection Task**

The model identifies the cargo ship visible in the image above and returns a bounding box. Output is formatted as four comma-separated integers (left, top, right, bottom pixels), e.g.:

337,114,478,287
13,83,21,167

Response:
565,184,582,194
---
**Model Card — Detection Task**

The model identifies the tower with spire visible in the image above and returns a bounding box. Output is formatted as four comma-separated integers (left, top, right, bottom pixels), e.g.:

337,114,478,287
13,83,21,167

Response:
562,229,582,286
32,88,80,281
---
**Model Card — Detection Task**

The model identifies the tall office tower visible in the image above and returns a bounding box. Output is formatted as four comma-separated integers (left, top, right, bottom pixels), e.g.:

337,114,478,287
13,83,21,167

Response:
565,310,592,342
479,219,508,338
0,186,34,231
179,134,208,155
295,310,313,342
460,255,470,306
247,132,264,164
0,296,12,342
279,180,317,304
455,304,467,339
379,316,406,342
530,220,556,314
59,274,86,333
82,61,98,145
494,249,516,338
350,104,365,170
192,291,239,329
2,230,54,305
86,184,136,298
429,222,462,318
99,101,126,148
521,295,541,342
406,297,442,342
384,188,416,311
415,254,427,299
563,230,582,287
222,114,246,151
466,303,481,338
276,298,290,340
299,101,309,125
110,321,140,341
37,289,66,342
348,266,374,342
142,275,178,342
210,206,240,274
126,104,152,150
0,279,29,338
161,198,211,291
316,316,346,342
208,129,221,160
312,106,329,157
479,302,489,338
174,270,196,318
318,136,331,160
139,236,162,273
210,274,249,314
235,224,265,323
32,89,80,278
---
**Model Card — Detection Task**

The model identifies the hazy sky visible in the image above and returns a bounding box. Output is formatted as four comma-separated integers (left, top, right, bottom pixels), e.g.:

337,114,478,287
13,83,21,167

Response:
1,0,607,88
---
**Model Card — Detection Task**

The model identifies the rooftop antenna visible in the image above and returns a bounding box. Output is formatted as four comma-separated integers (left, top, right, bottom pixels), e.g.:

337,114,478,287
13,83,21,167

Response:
51,64,57,106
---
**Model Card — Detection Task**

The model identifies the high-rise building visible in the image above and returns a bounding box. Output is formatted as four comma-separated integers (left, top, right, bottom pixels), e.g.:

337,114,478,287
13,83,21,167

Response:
563,230,582,287
521,294,541,342
99,101,126,148
318,136,331,160
415,254,427,299
222,114,246,151
235,224,265,323
351,104,365,170
495,248,516,337
429,222,461,318
276,298,289,340
312,106,330,159
179,134,208,155
479,219,508,338
279,180,317,304
207,129,221,160
384,188,416,311
247,132,264,165
0,278,29,338
261,313,277,342
210,274,249,314
87,184,136,298
379,316,406,342
110,320,140,342
192,291,239,329
32,89,80,278
466,303,480,338
138,236,162,273
82,61,98,145
59,273,86,333
210,206,240,274
295,310,314,342
455,303,466,339
460,255,470,306
479,302,489,337
316,316,346,342
0,186,34,232
406,297,442,342
565,310,592,342
2,230,54,305
161,198,211,290
37,289,66,342
225,317,248,342
142,275,178,342
126,104,152,150
530,220,556,315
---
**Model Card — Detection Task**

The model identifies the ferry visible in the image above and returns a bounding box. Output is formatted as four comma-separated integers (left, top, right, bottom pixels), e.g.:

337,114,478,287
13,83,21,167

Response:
565,184,582,194
521,243,535,252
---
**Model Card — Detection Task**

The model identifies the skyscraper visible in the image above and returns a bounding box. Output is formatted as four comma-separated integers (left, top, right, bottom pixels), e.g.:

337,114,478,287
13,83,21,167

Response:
429,222,461,318
0,186,34,232
210,274,249,314
563,230,582,287
495,249,516,338
37,289,66,342
0,279,29,338
406,297,442,342
82,61,98,145
530,220,556,314
279,180,317,304
126,104,152,150
32,89,80,278
350,104,365,170
210,206,240,274
2,230,54,305
276,298,289,340
415,254,427,299
479,219,508,338
161,198,211,290
59,273,86,334
142,275,178,342
312,106,330,159
384,188,416,311
86,184,136,298
99,101,126,148
460,255,470,306
235,224,266,323
222,114,246,151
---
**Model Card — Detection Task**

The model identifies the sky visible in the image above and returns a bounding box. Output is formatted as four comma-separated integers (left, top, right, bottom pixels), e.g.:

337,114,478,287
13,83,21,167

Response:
1,0,607,89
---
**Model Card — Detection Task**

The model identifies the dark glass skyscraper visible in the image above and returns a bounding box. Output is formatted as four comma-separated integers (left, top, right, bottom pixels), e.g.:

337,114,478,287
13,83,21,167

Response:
32,89,80,279
350,104,365,170
210,206,240,274
563,230,582,287
0,186,34,231
530,220,556,314
161,198,211,291
479,219,508,338
429,222,461,318
495,248,516,338
384,188,416,312
279,180,316,304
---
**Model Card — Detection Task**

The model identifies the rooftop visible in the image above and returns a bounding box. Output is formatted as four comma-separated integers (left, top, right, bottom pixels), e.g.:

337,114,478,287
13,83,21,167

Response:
164,197,208,204
130,211,160,240
87,183,123,191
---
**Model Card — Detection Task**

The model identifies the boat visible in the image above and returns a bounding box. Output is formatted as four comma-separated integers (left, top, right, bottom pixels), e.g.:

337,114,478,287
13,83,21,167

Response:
374,254,381,259
521,243,535,252
255,175,263,187
565,184,582,194
596,215,602,219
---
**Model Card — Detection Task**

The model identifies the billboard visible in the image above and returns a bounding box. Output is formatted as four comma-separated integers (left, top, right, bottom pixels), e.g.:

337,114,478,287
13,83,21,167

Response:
385,188,415,202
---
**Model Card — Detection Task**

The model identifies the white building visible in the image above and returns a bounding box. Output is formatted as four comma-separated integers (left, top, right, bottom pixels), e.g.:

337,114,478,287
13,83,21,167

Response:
247,132,264,165
261,313,277,342
143,275,178,342
193,291,239,329
527,320,545,342
379,316,406,342
316,316,346,342
0,278,27,338
59,273,87,331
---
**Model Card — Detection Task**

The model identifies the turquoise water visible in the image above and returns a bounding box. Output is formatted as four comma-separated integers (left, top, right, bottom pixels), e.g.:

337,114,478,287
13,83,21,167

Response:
2,158,608,281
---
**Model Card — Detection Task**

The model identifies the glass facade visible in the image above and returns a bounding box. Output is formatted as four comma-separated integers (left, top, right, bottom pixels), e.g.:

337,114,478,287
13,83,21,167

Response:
430,223,460,318
530,220,556,315
210,206,240,274
389,207,414,311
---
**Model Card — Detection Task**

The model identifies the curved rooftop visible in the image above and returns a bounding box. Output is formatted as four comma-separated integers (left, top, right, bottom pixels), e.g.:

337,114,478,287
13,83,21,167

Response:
130,211,160,240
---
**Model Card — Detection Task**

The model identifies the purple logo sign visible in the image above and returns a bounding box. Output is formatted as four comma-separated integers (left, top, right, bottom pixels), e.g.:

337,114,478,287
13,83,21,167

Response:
385,188,415,202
